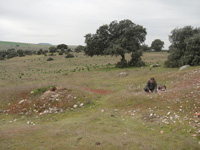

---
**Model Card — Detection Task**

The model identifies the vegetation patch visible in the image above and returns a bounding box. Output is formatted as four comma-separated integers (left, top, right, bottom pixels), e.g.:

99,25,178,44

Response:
31,85,56,95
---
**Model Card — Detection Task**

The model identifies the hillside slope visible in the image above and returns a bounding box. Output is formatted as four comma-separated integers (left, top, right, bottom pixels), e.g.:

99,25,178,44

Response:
0,41,51,51
0,53,199,150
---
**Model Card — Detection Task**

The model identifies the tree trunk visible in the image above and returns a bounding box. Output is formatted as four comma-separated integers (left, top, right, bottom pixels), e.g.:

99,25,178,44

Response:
116,54,127,68
121,54,125,62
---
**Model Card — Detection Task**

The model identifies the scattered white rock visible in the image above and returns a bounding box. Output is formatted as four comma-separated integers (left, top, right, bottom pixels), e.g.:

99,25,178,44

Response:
150,64,160,68
174,114,180,120
73,104,78,108
191,134,197,137
80,103,84,107
118,72,128,76
19,99,27,104
101,109,105,113
179,65,190,71
150,113,154,117
43,110,49,114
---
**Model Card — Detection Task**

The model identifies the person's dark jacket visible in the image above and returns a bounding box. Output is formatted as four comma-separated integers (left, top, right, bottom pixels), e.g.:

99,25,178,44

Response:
145,80,157,92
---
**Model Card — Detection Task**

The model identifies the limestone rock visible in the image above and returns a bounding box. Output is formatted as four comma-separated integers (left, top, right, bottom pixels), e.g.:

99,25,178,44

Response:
118,72,128,76
179,65,190,70
150,64,160,68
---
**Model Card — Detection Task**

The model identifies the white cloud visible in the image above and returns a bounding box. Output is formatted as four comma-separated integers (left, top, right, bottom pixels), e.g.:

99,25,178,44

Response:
0,0,199,48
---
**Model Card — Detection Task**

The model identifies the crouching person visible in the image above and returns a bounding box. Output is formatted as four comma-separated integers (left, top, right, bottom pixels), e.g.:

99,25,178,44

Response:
144,78,157,93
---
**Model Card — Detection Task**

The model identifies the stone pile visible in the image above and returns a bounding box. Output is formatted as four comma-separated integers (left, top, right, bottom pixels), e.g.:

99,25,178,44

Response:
4,87,84,116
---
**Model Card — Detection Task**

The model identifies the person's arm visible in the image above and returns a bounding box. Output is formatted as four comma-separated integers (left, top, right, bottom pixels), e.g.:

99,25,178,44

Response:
154,81,157,93
146,81,151,92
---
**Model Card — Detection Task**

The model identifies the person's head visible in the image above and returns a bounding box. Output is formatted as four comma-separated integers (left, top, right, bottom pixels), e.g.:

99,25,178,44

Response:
150,77,155,83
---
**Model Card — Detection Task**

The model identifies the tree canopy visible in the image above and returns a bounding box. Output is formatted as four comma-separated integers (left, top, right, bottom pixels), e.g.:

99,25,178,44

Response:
57,44,68,50
75,45,85,53
140,44,150,52
84,19,147,67
165,26,200,67
49,46,57,53
151,39,164,51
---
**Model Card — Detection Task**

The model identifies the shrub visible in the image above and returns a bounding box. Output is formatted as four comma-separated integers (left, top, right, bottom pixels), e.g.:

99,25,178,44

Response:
47,58,54,61
165,26,200,67
75,45,85,53
59,52,63,55
116,58,128,68
32,86,56,95
65,53,74,58
151,39,164,52
128,51,145,67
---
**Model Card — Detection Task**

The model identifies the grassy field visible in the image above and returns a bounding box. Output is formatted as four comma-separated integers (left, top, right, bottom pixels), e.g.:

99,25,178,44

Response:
0,52,200,150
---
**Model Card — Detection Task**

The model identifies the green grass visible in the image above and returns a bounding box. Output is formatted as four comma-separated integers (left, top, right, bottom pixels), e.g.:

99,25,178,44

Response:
0,52,200,150
31,85,56,95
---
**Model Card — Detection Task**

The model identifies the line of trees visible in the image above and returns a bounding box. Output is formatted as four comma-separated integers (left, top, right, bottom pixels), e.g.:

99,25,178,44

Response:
0,44,80,60
1,20,199,68
84,19,199,68
0,49,34,60
139,39,165,52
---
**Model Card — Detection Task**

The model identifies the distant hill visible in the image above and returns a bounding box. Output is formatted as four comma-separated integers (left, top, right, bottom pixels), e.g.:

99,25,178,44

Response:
0,41,30,46
38,43,52,46
0,41,78,51
0,41,51,51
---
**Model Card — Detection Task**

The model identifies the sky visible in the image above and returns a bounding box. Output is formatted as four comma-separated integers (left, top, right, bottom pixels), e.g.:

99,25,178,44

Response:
0,0,200,49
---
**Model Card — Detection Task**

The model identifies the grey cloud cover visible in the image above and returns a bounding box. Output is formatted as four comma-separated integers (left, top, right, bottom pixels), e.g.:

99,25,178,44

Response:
0,0,200,48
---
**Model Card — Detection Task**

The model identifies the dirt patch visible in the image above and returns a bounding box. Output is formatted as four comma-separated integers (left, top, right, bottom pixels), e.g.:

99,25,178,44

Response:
4,87,79,115
84,88,113,95
168,70,200,92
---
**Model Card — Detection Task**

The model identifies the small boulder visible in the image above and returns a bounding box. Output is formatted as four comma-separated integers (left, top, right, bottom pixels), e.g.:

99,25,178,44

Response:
179,65,190,71
80,103,84,107
73,104,78,108
118,72,128,76
18,99,27,105
150,64,160,68
101,109,105,113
